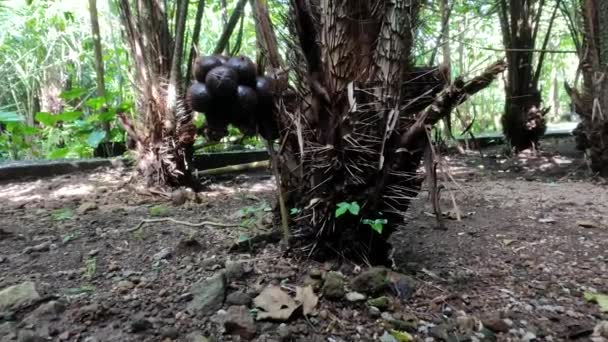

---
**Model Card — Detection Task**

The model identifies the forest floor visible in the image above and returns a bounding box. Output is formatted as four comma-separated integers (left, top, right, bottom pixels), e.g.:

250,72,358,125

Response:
1,138,607,342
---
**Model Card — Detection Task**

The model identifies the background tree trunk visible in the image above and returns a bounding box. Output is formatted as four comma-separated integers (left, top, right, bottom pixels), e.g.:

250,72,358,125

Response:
566,0,608,176
88,0,110,136
277,0,505,264
117,0,197,188
499,0,559,151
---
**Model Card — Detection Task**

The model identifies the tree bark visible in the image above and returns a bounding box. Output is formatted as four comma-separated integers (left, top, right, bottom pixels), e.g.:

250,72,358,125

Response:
567,0,608,176
88,0,110,136
185,0,206,90
499,0,557,151
278,0,504,264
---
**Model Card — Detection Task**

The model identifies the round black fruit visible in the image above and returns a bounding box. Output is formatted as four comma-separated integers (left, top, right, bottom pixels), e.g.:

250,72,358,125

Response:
236,85,258,114
226,56,257,86
205,66,239,99
188,82,213,113
193,56,223,83
255,76,274,104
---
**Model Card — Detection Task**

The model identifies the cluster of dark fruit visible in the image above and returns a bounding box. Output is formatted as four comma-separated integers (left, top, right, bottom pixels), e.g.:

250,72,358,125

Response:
187,55,279,142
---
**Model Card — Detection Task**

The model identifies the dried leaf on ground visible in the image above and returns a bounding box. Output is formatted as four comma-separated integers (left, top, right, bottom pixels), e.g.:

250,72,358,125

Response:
577,220,600,229
253,286,300,321
295,286,318,316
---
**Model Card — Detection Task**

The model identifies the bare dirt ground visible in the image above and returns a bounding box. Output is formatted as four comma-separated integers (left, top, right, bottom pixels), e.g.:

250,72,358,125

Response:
0,138,607,342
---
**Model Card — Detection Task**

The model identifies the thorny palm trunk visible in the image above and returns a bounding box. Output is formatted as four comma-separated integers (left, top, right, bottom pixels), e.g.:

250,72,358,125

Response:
117,0,196,187
567,0,608,176
278,0,505,264
499,0,559,151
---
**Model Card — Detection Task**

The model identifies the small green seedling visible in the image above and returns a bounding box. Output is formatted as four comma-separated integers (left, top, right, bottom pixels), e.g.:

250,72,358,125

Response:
84,257,97,281
335,201,360,218
290,208,301,215
363,218,387,235
149,205,169,217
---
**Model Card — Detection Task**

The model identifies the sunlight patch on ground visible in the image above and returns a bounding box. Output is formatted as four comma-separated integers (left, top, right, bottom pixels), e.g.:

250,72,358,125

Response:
51,183,95,198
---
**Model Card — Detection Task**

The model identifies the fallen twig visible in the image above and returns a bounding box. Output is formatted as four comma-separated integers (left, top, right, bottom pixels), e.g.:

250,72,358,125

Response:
127,218,245,233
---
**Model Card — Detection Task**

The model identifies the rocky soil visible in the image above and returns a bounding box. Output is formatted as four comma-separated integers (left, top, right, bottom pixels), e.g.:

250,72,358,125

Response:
0,139,607,341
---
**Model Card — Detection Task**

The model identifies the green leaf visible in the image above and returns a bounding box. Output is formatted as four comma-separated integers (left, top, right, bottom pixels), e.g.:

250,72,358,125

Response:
584,292,608,312
59,88,87,100
52,208,73,221
35,112,57,126
290,208,301,215
55,111,82,122
371,222,384,234
85,97,106,110
87,130,106,148
48,148,70,159
335,202,350,218
390,330,413,342
0,111,23,123
348,201,360,215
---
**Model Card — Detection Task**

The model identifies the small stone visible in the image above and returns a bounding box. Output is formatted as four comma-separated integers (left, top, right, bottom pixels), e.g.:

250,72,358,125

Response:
367,296,390,311
319,310,329,320
23,241,51,254
593,321,608,338
108,261,121,272
58,331,70,340
381,312,395,321
224,305,256,340
346,292,367,302
88,249,100,257
154,247,174,261
77,202,98,215
369,306,381,318
351,267,389,295
322,272,345,300
17,330,46,342
226,291,252,306
0,281,40,312
225,261,246,282
482,316,511,333
171,190,188,206
161,327,180,339
309,268,322,279
187,272,227,315
130,318,153,333
277,323,290,340
303,275,323,291
116,280,135,294
186,331,211,342
0,256,6,264
522,331,536,342
379,331,398,342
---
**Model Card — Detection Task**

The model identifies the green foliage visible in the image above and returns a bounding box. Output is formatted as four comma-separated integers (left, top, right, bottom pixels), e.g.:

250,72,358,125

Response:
51,208,74,221
149,205,170,217
335,201,360,218
362,219,387,235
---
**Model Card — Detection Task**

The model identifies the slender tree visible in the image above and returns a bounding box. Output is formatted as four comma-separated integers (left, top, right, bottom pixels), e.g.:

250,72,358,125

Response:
499,0,561,151
274,0,505,263
566,0,608,176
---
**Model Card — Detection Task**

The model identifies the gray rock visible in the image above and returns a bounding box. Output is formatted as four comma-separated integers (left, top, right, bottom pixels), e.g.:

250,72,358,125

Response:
0,282,40,312
77,202,98,215
187,272,226,315
23,241,51,254
186,332,212,342
153,248,174,261
116,280,134,294
225,261,248,282
322,272,345,300
369,306,381,318
130,318,152,333
277,323,290,340
381,312,395,321
351,267,389,294
23,300,66,326
17,330,46,342
0,322,16,339
309,268,322,279
224,305,256,340
226,291,252,306
345,292,367,302
387,272,416,300
0,256,5,264
160,327,179,339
